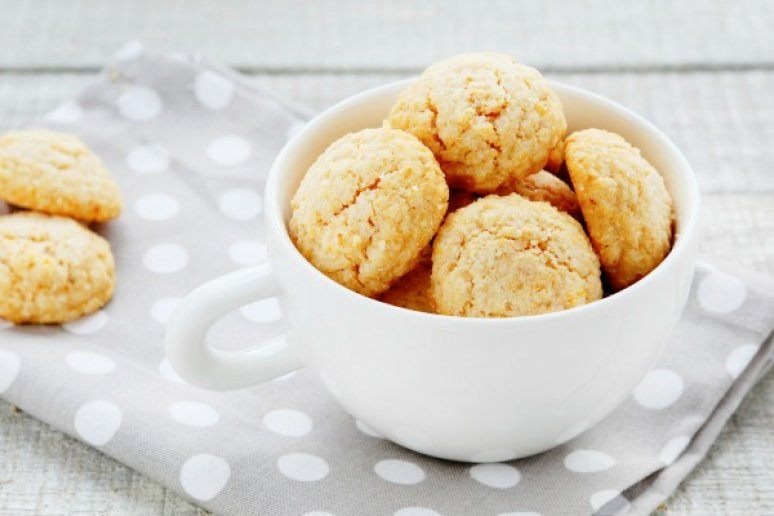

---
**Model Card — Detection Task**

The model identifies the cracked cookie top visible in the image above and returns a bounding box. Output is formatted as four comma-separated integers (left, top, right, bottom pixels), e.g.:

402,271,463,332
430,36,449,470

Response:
565,128,674,291
387,53,566,194
431,194,602,317
289,127,449,297
0,130,122,222
0,211,115,324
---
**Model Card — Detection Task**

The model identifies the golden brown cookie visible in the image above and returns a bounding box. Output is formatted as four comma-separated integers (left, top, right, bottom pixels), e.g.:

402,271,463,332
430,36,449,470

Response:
378,246,434,313
431,194,602,317
290,127,449,297
565,128,674,290
500,170,580,219
0,212,116,324
0,129,122,222
545,139,565,174
387,53,566,193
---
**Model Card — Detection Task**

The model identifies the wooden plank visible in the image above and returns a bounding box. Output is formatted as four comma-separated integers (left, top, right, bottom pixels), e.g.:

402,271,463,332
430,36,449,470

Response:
1,0,773,71
1,70,773,194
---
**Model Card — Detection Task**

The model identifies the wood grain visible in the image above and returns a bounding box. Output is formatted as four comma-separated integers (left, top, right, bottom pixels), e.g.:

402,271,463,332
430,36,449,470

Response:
1,0,773,72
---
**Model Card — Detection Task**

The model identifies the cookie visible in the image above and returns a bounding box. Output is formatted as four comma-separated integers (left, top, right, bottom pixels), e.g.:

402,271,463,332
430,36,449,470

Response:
290,127,448,297
500,170,580,219
387,53,566,193
378,246,434,313
545,139,565,174
431,194,602,317
565,128,674,290
0,212,116,324
0,129,122,222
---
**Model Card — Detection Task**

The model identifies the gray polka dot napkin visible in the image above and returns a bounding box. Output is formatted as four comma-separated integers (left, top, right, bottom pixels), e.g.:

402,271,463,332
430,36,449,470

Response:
1,44,773,516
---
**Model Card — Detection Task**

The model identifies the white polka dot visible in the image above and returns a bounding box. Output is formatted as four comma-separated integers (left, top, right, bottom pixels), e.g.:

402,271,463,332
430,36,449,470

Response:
0,349,21,393
66,352,116,375
45,100,83,124
194,70,235,109
143,243,189,273
180,454,231,501
659,435,691,466
286,120,306,140
228,240,267,265
159,358,185,383
394,509,442,516
150,297,182,325
554,420,591,444
240,298,282,323
114,40,144,61
169,401,220,427
262,409,313,436
74,400,122,446
276,453,329,482
118,86,162,121
63,311,109,335
726,344,759,379
218,188,262,220
589,489,631,513
470,463,521,489
206,135,252,167
356,419,383,438
564,449,616,473
374,459,425,485
134,193,179,221
697,272,747,314
633,368,684,409
126,144,170,174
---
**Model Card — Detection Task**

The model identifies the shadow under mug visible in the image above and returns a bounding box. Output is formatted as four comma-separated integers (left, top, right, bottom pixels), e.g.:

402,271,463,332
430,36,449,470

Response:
165,79,700,462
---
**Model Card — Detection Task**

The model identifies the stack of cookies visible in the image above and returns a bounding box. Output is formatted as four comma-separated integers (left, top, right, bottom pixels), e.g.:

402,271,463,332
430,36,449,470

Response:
290,53,674,318
0,130,121,324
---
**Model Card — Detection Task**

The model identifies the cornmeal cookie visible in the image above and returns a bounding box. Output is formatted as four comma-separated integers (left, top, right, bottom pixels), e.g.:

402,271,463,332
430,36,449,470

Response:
545,139,565,174
387,53,566,193
565,128,674,290
500,170,580,219
0,212,115,324
290,127,448,297
431,194,602,317
0,130,122,222
378,246,434,313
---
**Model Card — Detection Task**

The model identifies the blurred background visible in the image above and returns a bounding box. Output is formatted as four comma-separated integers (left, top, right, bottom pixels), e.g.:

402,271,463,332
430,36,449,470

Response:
1,0,771,513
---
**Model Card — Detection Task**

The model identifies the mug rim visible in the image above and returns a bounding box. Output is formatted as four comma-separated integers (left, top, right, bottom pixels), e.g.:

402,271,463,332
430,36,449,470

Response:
265,78,701,326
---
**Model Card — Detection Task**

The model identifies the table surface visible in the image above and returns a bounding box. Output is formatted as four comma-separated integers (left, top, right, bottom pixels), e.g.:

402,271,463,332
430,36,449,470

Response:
1,1,773,514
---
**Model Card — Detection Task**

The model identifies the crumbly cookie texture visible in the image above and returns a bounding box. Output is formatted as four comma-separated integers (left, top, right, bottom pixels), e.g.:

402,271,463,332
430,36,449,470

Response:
499,170,580,219
565,128,674,291
0,129,122,222
387,53,566,193
289,127,449,297
378,246,434,313
0,212,116,324
545,139,565,174
431,194,602,317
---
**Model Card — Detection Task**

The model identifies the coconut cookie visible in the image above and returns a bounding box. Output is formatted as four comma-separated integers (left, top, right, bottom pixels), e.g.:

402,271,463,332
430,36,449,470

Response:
0,130,122,222
290,127,448,297
378,247,434,313
0,212,115,324
565,128,674,290
431,194,602,317
387,53,566,193
501,170,580,219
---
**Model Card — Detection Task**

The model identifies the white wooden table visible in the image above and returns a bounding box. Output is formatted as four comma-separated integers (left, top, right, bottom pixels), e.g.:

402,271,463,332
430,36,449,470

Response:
1,1,772,513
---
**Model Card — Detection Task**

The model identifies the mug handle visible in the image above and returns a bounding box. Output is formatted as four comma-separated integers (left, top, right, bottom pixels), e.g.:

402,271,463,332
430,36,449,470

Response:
165,263,304,390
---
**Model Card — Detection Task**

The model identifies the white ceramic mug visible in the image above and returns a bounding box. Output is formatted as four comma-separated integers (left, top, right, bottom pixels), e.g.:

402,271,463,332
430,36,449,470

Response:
165,79,700,462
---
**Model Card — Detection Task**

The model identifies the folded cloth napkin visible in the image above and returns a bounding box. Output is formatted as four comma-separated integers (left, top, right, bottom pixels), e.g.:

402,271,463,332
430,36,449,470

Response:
1,45,772,516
